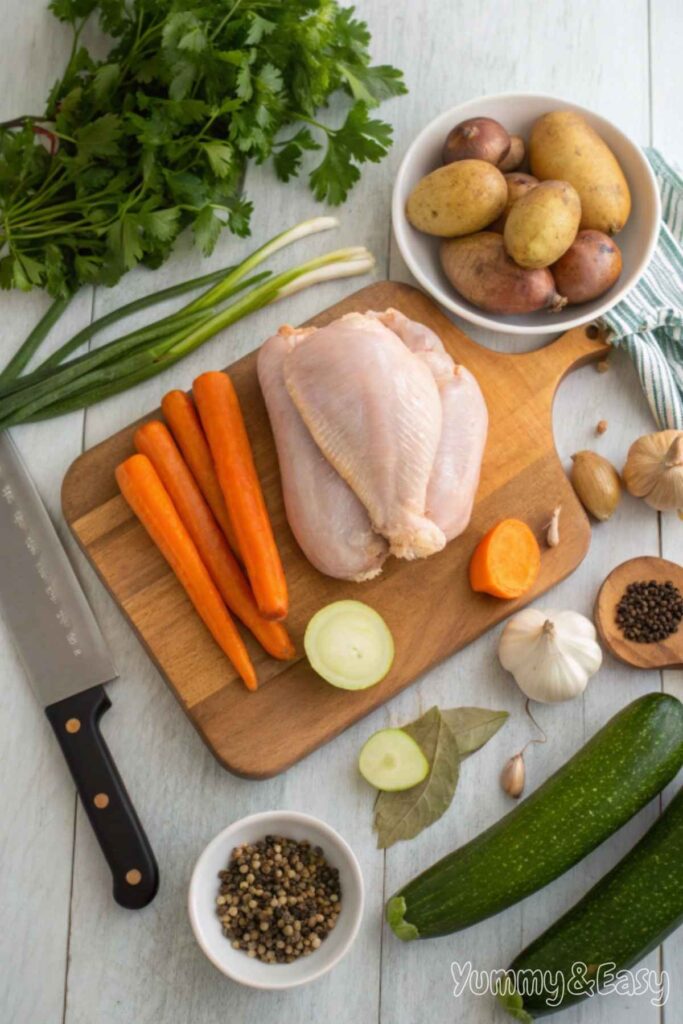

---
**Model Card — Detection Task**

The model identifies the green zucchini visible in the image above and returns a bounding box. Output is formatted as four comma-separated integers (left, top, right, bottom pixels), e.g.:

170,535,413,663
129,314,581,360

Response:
386,693,683,941
498,786,683,1020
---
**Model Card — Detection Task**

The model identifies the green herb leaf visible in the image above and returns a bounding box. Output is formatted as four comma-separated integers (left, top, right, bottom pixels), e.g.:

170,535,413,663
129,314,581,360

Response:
374,708,460,849
310,103,393,205
73,113,122,163
273,128,321,183
440,708,509,758
245,13,276,45
201,141,234,178
92,62,120,101
192,205,222,256
340,64,408,106
140,207,180,242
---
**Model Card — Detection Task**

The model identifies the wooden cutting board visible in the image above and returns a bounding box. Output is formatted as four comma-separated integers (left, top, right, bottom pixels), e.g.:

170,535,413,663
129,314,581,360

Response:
62,282,609,778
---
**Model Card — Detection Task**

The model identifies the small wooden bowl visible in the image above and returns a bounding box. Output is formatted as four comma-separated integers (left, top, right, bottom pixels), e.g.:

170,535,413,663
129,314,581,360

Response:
595,557,683,670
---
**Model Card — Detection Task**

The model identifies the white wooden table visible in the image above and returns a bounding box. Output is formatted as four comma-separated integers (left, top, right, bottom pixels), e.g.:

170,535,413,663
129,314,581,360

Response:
2,3,682,1022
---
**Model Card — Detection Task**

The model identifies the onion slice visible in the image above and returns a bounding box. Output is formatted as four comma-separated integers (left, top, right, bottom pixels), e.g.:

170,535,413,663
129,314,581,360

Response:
304,600,394,690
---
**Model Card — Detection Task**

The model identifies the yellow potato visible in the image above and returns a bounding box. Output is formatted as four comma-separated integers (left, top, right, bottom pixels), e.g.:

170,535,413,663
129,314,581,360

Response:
529,111,631,235
406,159,507,237
504,180,581,269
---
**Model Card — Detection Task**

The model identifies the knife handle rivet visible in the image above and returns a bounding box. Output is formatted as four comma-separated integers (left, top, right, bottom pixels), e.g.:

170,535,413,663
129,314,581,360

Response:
126,869,142,886
93,793,109,809
65,718,81,734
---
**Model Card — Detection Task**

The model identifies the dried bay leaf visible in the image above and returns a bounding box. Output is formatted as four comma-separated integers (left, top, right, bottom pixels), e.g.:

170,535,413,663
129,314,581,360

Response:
374,707,460,849
440,707,509,758
373,705,508,849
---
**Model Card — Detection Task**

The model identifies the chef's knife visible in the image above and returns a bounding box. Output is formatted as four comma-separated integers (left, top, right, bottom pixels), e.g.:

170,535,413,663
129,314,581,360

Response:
0,432,158,909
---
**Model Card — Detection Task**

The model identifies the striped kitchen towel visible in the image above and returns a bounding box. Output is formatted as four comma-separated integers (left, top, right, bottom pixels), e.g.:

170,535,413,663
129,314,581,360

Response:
600,149,683,430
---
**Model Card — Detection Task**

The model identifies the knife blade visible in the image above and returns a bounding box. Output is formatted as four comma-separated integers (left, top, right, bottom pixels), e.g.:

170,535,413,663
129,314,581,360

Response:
0,432,158,909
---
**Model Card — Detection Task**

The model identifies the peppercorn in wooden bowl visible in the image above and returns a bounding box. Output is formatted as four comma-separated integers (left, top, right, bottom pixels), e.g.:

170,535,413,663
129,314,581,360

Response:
188,811,364,989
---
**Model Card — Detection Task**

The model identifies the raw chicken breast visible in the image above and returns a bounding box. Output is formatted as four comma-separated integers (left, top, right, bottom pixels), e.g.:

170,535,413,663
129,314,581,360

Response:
257,327,388,582
284,313,446,560
370,308,488,540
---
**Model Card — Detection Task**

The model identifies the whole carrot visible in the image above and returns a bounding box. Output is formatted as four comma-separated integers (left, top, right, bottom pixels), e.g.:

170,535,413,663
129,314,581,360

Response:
134,420,294,661
115,453,258,690
193,371,288,621
161,390,241,558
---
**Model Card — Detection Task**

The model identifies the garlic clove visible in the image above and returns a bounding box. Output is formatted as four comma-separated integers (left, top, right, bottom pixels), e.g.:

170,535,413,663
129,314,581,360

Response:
570,450,621,521
501,753,526,798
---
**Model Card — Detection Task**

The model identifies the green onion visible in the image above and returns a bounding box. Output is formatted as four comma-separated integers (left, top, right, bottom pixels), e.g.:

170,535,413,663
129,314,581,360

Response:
37,263,243,371
0,219,374,429
0,294,73,384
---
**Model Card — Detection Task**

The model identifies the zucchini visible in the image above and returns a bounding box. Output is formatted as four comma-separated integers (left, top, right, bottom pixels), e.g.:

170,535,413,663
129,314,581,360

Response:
498,786,683,1020
386,693,683,940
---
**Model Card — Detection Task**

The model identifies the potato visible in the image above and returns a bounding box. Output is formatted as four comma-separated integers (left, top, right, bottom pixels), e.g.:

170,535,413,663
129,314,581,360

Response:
490,172,538,231
504,179,581,269
443,117,511,166
529,111,631,234
406,160,507,237
440,232,567,314
551,230,622,304
498,134,526,172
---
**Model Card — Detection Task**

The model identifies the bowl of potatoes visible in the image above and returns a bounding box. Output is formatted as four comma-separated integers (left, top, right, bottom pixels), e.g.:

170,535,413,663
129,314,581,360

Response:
392,93,661,335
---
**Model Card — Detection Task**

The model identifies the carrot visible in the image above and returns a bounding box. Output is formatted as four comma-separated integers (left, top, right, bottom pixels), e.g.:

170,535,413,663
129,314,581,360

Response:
193,371,288,621
161,389,240,557
134,420,294,661
469,518,541,599
115,453,258,690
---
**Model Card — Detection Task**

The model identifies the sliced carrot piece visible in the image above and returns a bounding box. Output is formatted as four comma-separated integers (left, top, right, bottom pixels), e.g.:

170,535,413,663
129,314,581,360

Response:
134,420,294,661
193,371,288,621
161,389,241,558
115,453,258,690
469,518,541,599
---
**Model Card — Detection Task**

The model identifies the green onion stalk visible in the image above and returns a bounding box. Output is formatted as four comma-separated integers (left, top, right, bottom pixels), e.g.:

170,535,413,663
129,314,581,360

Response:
0,218,374,428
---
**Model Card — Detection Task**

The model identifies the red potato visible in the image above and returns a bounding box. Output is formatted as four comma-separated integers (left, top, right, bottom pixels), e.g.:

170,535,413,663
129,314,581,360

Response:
489,172,539,232
443,117,510,166
440,232,567,315
551,230,623,304
498,134,526,172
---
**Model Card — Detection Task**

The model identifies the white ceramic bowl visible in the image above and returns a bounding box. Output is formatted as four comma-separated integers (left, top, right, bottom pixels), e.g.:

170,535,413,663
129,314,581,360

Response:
392,92,661,335
188,811,364,989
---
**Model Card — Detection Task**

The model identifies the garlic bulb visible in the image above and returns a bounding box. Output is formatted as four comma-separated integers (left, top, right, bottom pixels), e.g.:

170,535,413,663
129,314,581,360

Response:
623,430,683,513
498,608,602,703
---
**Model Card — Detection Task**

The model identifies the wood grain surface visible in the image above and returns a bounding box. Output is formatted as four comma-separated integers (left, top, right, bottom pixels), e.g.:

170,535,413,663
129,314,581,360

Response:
62,282,608,777
595,556,683,669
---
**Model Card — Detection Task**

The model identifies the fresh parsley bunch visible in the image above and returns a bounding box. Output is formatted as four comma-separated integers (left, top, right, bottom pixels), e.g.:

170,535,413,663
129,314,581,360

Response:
0,0,405,297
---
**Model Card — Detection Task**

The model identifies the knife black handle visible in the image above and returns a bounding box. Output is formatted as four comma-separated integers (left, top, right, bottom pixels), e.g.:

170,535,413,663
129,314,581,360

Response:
45,684,159,909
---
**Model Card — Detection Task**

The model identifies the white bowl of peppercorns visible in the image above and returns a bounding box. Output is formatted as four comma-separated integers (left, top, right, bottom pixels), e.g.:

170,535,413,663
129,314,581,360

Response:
188,810,365,989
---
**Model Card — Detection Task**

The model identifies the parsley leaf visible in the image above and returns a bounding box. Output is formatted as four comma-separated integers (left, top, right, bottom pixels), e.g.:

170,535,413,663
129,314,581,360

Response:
310,103,393,205
274,128,321,183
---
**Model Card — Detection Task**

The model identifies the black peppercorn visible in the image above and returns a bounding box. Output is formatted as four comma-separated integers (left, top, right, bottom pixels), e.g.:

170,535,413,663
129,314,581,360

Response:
615,579,683,643
215,836,342,964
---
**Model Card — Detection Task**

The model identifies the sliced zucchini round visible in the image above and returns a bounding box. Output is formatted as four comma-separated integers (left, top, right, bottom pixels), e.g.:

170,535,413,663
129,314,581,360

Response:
304,600,394,690
359,728,429,791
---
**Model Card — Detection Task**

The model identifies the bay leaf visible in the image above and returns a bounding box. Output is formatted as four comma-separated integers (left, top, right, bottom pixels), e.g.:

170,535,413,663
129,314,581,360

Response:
440,707,509,758
372,705,509,849
374,707,460,849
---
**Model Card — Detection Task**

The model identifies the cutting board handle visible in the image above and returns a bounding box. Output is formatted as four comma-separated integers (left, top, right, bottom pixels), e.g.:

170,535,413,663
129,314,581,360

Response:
539,322,612,387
